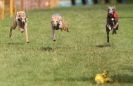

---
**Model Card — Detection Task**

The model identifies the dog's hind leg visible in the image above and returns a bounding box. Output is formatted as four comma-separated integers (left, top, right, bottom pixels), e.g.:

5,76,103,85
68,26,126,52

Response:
9,28,13,38
53,30,56,41
66,27,69,32
62,20,69,32
9,21,17,37
107,32,109,43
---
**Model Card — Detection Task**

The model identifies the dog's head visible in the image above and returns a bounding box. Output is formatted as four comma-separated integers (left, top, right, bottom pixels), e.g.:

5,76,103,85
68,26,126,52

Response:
108,6,115,18
51,15,62,27
16,11,27,24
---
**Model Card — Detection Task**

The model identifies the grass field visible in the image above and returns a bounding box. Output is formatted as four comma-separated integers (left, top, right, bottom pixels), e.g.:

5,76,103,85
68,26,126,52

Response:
0,4,133,86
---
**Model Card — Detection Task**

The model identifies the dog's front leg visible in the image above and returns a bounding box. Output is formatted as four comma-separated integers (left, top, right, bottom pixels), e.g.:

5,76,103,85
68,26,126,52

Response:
51,27,56,41
9,20,17,37
113,22,119,30
52,29,56,41
106,26,110,43
24,23,29,43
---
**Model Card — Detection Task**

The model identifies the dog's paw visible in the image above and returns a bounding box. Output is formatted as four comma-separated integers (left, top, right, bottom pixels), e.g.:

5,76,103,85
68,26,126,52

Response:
26,41,30,43
53,40,56,42
67,30,70,32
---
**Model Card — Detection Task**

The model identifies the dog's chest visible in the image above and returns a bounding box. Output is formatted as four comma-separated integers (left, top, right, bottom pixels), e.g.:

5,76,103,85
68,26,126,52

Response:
53,24,60,30
52,21,63,30
108,17,116,27
17,20,25,29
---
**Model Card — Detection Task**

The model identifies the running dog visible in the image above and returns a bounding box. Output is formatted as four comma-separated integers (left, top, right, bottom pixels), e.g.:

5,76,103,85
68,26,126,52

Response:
106,6,119,43
9,11,29,43
51,14,69,41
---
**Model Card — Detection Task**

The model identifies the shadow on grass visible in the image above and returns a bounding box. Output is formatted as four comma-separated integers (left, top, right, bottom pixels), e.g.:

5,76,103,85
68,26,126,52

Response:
40,47,53,51
40,46,73,51
122,66,133,72
53,75,133,84
96,43,111,48
53,76,95,83
112,74,133,83
5,42,24,45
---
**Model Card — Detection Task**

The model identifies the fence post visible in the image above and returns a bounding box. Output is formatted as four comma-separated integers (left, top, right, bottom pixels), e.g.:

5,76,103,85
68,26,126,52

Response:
20,0,24,11
50,0,53,8
10,0,14,17
38,0,41,8
2,0,5,19
49,0,59,8
0,0,4,20
2,0,4,19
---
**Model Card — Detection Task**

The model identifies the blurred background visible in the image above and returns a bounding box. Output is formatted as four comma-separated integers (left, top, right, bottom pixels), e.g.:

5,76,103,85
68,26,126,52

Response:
0,0,133,19
15,0,133,9
1,0,133,10
0,1,133,86
12,0,133,10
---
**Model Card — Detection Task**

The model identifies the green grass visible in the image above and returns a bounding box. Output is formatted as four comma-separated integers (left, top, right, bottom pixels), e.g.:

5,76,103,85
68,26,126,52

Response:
0,4,133,86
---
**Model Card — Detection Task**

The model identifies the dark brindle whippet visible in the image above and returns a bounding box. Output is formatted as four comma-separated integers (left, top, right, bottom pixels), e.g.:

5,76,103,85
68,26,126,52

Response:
106,6,119,43
51,14,69,41
9,11,29,43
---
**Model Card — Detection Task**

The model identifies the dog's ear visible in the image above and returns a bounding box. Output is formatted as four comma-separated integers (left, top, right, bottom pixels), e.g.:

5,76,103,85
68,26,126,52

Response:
16,11,26,17
108,6,114,10
58,16,62,21
15,16,18,20
51,16,54,21
52,16,54,19
112,6,116,11
107,7,110,12
16,12,20,20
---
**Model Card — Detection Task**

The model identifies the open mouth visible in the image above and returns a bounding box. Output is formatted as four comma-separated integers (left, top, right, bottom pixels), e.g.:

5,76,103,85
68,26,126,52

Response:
22,22,25,26
108,13,113,17
18,21,25,28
